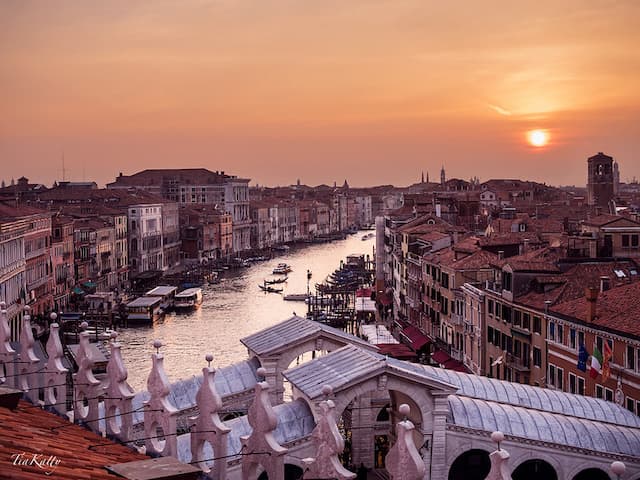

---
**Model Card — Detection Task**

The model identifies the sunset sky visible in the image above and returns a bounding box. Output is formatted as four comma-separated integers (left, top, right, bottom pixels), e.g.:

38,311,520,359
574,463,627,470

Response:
2,0,639,188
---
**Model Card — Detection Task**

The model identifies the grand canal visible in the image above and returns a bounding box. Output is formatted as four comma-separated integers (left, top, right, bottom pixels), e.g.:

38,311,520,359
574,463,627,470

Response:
118,233,376,391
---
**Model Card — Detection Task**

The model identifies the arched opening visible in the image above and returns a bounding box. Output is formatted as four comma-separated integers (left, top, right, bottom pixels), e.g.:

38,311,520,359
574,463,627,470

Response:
376,404,390,422
512,459,557,480
572,468,610,480
448,449,490,480
257,464,303,480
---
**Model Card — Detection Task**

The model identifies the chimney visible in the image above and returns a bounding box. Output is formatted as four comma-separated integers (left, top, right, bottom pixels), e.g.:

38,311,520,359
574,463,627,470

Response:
435,203,442,218
498,250,504,260
523,238,530,253
585,287,598,322
600,276,610,292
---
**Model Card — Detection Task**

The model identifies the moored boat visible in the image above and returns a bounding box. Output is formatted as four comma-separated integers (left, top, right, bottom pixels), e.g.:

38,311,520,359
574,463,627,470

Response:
125,296,164,324
272,263,292,274
144,285,178,311
174,287,203,310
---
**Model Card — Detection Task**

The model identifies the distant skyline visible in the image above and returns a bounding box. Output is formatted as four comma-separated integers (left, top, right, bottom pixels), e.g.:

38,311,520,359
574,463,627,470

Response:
2,1,639,188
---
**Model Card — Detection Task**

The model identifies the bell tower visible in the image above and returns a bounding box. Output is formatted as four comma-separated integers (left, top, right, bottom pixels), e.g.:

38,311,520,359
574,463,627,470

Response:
587,152,614,209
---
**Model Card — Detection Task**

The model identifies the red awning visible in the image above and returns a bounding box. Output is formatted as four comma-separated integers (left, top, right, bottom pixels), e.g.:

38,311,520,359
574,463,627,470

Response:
376,343,417,360
378,293,392,306
356,288,372,298
401,326,431,351
431,350,451,364
432,350,471,373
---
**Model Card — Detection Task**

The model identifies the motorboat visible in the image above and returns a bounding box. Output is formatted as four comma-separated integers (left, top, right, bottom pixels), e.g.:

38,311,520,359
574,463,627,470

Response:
125,296,164,324
272,263,292,274
174,288,203,310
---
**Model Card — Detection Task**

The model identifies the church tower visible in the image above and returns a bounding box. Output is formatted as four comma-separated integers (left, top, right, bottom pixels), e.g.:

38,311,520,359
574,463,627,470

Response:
587,152,615,209
440,166,446,186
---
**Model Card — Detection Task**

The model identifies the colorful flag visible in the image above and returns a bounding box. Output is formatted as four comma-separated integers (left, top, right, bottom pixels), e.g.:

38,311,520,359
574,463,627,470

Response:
577,345,589,372
602,341,613,382
590,346,603,379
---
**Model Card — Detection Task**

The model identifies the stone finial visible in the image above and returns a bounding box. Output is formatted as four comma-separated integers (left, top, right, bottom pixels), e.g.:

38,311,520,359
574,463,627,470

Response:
486,432,512,480
385,405,425,480
304,395,356,480
44,323,68,415
144,342,178,457
611,461,626,479
241,377,287,480
18,308,41,403
190,355,231,479
104,334,135,441
74,329,102,433
0,305,16,387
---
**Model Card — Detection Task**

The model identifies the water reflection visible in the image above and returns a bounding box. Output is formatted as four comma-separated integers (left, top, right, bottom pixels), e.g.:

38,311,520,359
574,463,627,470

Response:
118,234,375,390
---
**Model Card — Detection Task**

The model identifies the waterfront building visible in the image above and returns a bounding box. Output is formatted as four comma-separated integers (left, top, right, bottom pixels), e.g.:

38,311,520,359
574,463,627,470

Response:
108,168,251,253
51,214,75,311
0,204,28,338
22,208,53,317
180,204,233,262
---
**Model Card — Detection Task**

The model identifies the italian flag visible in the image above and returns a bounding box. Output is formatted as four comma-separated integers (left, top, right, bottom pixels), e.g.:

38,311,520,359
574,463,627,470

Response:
590,346,603,379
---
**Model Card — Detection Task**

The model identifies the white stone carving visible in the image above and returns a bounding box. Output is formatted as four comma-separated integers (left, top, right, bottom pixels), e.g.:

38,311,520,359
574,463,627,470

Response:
104,332,135,441
73,322,102,433
304,385,355,480
241,367,287,480
190,354,231,480
386,404,425,480
486,431,512,480
144,340,178,457
0,303,16,388
18,307,41,404
44,319,68,415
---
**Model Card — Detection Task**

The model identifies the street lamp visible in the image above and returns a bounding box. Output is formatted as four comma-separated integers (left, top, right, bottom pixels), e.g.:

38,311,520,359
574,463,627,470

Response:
307,270,312,317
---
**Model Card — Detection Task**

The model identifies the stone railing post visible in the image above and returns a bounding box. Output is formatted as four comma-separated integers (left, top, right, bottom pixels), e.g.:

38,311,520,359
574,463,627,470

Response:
190,354,231,480
18,306,41,404
386,404,426,480
303,385,355,480
485,431,512,480
241,367,287,480
0,302,17,389
144,340,178,457
73,322,102,433
44,314,68,415
104,332,135,442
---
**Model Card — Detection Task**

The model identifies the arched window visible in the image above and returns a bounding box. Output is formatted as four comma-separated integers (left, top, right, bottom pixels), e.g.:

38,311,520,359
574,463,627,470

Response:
572,468,609,480
512,459,557,480
448,449,490,480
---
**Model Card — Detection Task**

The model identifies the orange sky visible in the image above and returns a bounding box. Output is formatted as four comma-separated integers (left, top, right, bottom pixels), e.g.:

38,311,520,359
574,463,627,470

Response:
1,0,639,187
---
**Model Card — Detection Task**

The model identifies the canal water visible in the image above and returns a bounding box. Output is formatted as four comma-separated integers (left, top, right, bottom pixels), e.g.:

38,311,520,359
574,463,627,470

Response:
118,233,376,391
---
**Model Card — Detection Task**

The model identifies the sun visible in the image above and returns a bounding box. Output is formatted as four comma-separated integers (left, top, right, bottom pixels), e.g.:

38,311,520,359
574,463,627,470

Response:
527,129,549,147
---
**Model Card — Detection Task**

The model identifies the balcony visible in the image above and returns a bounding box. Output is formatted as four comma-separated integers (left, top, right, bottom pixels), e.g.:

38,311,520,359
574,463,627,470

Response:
406,252,421,266
507,353,530,371
450,312,463,326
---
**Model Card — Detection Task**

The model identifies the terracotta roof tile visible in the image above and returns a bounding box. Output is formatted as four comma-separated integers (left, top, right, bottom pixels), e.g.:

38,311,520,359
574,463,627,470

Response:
0,400,148,479
551,281,640,337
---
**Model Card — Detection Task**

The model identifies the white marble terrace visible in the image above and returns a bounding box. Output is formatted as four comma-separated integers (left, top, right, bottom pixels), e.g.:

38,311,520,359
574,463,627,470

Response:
0,306,639,480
